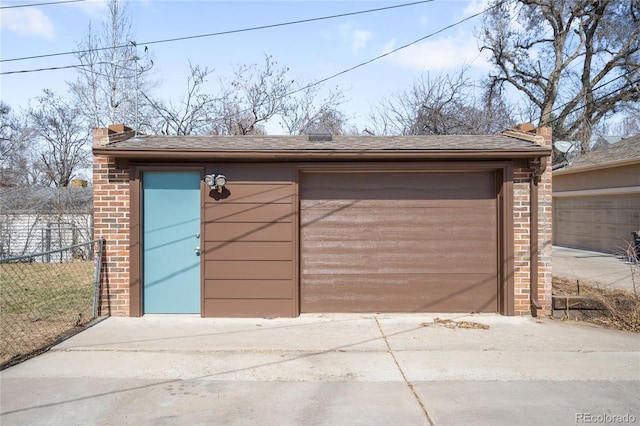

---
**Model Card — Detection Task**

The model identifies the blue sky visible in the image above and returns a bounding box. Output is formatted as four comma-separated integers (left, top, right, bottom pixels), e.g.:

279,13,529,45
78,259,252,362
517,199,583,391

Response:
1,0,492,133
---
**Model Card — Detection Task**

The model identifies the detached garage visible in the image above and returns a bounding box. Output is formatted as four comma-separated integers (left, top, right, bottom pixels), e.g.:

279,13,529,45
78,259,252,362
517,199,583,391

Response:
92,124,552,318
553,135,640,254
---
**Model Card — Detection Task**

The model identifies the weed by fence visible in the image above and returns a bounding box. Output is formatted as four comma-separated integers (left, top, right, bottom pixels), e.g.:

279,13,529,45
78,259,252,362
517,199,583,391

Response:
0,239,104,369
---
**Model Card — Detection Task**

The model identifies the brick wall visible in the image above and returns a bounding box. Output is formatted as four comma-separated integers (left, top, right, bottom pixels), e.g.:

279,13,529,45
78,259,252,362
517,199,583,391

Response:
511,126,553,316
93,128,131,316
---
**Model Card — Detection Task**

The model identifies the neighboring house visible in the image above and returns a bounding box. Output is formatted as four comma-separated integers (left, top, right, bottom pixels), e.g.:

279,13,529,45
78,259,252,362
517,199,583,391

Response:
553,135,624,167
0,186,93,259
92,124,552,318
553,134,640,255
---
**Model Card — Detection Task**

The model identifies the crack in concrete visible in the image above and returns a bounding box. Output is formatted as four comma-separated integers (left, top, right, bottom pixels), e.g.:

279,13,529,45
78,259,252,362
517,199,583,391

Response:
374,316,434,426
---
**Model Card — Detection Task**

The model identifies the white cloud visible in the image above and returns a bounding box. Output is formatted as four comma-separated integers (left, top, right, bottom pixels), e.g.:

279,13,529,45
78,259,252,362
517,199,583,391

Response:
419,15,429,26
387,34,491,72
463,0,489,16
352,29,372,54
0,8,55,39
70,0,110,18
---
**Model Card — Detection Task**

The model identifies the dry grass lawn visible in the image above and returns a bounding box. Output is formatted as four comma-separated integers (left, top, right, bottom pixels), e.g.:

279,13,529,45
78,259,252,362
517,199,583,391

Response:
0,260,95,367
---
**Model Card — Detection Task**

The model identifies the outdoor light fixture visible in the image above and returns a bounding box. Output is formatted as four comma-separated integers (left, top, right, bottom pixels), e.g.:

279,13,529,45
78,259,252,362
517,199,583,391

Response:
204,174,227,193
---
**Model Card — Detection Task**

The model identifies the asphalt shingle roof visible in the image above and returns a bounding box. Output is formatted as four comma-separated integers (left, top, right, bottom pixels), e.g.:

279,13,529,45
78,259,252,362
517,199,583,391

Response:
97,134,550,153
561,134,640,170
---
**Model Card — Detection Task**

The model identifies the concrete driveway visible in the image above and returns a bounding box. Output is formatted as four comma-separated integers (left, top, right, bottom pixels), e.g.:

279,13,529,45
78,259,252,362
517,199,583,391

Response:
1,314,639,426
553,245,639,292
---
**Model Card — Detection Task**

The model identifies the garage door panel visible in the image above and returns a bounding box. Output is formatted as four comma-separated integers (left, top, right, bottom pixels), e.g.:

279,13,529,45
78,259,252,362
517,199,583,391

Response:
301,206,495,223
301,209,495,241
302,172,495,200
301,242,495,274
300,171,498,313
301,199,495,209
554,194,640,252
301,274,497,313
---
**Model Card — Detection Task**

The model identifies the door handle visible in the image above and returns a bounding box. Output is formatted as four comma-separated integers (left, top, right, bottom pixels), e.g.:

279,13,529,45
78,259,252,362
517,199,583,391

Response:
194,246,201,256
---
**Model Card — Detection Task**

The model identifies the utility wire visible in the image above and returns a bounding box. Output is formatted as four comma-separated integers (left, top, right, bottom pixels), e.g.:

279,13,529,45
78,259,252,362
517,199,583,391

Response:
0,64,83,74
546,77,640,127
1,0,434,63
546,73,633,119
0,0,85,9
233,1,503,115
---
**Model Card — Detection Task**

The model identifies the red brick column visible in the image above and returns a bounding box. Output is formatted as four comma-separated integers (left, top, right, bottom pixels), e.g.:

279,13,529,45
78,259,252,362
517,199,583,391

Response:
535,127,553,316
93,152,131,316
511,127,552,316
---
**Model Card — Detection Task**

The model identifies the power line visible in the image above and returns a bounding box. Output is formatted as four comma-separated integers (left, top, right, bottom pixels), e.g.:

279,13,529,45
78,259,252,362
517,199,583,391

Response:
1,64,82,74
0,0,85,9
548,73,632,118
547,77,640,127
247,1,502,110
0,58,150,76
0,0,434,63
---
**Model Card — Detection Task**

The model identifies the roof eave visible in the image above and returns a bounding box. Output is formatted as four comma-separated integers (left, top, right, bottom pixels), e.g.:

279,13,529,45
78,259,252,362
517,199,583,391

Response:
92,148,551,161
553,158,640,175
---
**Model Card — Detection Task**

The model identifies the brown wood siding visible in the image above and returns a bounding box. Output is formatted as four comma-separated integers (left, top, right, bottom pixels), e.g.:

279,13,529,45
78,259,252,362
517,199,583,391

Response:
554,194,640,253
554,164,640,192
203,164,296,317
300,171,498,313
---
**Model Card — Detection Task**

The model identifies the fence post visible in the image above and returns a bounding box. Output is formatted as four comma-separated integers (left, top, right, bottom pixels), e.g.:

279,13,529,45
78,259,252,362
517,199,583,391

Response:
92,237,105,318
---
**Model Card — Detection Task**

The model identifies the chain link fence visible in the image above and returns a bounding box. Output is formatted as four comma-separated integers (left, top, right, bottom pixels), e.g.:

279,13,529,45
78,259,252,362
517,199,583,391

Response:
0,239,104,369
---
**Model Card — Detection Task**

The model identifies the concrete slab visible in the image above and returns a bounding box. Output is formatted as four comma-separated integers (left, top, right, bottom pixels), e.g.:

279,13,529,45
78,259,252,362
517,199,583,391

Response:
1,379,427,426
376,314,640,352
1,314,639,426
54,315,388,352
416,381,640,426
3,350,403,382
553,245,639,292
395,351,640,381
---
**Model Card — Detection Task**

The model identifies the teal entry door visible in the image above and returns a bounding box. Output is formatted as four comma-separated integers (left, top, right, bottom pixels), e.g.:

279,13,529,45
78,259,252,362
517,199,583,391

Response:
143,171,201,314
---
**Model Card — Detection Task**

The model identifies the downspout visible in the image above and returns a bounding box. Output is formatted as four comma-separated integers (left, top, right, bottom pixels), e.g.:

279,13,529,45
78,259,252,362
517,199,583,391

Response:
529,156,547,315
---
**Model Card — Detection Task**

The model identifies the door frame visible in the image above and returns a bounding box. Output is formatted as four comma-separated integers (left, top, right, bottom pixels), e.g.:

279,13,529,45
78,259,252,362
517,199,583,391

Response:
129,165,205,317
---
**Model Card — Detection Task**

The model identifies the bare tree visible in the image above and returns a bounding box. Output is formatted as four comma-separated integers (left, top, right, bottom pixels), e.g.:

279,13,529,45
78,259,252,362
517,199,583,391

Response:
27,90,91,188
141,54,351,136
143,63,218,135
480,0,640,151
213,55,294,135
279,84,350,135
0,102,30,187
69,0,152,130
368,69,514,135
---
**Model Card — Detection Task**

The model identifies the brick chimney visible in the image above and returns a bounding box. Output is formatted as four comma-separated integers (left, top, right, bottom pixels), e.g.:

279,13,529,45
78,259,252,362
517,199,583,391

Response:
92,124,136,147
500,123,552,148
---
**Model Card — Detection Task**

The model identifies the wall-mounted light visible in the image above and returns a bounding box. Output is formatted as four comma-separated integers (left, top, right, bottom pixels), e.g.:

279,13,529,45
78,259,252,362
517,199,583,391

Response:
204,174,227,193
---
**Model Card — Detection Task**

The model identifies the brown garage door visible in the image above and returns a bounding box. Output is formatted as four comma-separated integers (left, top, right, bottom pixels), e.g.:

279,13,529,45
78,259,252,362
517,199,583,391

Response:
554,194,640,253
300,171,498,313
